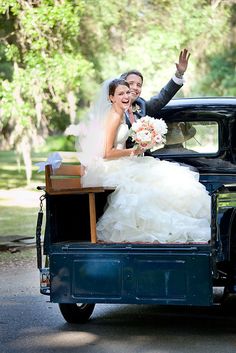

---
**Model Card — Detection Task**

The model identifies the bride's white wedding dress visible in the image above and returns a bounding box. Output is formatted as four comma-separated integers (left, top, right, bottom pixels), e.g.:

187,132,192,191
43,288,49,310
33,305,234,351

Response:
81,121,211,243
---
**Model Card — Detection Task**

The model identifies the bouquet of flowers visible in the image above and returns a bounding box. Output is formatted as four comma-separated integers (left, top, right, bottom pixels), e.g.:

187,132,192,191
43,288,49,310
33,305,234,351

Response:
130,116,168,151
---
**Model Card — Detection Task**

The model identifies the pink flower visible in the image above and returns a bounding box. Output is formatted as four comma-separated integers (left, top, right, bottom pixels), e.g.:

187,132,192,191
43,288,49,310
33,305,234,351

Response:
130,116,167,151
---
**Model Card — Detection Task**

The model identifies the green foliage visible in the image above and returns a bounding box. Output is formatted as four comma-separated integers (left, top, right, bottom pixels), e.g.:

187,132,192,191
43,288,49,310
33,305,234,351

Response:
195,48,236,96
78,0,234,97
39,135,75,153
0,150,46,189
0,0,93,150
0,205,38,237
0,0,235,184
191,4,236,96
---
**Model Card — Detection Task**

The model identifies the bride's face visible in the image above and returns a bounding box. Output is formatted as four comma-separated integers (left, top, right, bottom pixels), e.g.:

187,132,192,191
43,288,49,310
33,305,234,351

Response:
110,84,131,111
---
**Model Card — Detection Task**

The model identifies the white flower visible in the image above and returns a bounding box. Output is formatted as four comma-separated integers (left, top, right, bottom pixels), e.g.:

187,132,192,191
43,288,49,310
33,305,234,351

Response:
136,130,152,142
153,118,168,135
142,116,150,123
132,104,142,114
130,121,139,132
130,116,168,151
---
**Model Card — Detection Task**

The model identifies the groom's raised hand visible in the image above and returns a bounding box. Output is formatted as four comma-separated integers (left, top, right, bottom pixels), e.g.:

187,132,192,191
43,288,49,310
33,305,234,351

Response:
175,48,191,75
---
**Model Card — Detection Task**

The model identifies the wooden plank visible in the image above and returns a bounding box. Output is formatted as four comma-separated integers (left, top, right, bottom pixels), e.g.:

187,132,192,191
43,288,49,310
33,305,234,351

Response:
45,165,53,191
53,164,84,176
45,164,84,192
45,163,115,243
89,193,97,243
46,186,106,195
51,178,82,190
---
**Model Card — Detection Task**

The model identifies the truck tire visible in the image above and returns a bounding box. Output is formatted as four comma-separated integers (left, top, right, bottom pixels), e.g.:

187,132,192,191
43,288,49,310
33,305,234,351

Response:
59,303,95,324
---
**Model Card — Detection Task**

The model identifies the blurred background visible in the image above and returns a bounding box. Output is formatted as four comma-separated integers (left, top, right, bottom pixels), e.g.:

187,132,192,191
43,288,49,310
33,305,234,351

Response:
0,0,235,238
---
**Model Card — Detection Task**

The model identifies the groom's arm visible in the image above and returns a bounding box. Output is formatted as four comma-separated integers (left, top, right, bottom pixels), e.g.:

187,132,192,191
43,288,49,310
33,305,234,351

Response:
145,75,184,117
146,48,190,118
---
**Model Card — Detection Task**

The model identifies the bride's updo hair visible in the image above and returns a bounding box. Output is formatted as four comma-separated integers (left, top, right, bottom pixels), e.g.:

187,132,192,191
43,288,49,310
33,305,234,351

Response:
109,78,130,96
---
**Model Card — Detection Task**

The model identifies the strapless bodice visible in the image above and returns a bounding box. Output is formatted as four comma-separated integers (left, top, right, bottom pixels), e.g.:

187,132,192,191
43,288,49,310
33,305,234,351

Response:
114,123,129,150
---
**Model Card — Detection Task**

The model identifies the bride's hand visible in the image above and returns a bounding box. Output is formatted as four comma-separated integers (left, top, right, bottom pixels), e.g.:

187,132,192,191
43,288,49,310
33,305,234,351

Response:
130,147,145,156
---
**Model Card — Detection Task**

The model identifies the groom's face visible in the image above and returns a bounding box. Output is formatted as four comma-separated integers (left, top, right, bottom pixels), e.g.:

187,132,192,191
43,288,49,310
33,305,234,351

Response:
125,74,143,103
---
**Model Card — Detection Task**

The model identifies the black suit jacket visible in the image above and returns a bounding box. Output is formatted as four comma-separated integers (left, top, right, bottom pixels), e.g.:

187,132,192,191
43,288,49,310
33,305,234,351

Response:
126,78,182,148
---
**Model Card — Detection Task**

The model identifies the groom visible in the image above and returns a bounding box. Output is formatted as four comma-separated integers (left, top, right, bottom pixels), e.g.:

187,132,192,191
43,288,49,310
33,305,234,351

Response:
120,48,190,147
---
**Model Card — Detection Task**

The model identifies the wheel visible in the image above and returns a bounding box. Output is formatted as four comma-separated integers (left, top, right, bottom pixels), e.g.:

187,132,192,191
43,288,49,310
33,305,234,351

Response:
58,303,95,324
220,293,236,314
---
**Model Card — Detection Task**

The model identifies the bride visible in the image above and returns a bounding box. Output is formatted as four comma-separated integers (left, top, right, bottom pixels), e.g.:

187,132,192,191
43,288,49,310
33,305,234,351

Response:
77,78,211,243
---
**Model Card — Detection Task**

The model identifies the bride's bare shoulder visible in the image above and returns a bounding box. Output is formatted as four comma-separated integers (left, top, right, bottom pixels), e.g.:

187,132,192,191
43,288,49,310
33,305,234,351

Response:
106,110,122,126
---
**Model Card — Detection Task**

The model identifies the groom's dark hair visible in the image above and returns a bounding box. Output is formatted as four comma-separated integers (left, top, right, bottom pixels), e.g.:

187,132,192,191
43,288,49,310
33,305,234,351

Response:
120,70,143,83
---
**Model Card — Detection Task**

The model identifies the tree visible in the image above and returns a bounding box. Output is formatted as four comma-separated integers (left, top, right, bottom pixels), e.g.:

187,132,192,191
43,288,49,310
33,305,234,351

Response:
0,0,93,183
0,0,235,184
77,0,233,97
193,3,236,96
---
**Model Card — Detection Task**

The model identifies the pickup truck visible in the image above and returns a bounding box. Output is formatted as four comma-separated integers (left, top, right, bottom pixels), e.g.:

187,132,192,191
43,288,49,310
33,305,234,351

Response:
36,97,236,324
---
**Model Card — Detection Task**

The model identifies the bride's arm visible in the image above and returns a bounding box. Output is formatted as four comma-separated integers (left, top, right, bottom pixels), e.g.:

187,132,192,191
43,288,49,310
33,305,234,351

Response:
104,114,140,159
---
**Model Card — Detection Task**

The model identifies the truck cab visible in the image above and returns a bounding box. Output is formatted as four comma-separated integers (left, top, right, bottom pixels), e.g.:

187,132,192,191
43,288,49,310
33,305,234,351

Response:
36,97,236,323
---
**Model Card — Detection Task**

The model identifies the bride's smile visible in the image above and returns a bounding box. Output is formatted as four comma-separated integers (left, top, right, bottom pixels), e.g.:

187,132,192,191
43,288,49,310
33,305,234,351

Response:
77,76,210,244
110,84,131,111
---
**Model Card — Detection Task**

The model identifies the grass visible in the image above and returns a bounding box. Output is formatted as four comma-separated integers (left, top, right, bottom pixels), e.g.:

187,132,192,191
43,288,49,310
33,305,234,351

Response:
0,138,77,267
0,133,79,239
0,150,47,189
0,135,75,189
0,149,49,238
0,141,78,238
0,205,40,237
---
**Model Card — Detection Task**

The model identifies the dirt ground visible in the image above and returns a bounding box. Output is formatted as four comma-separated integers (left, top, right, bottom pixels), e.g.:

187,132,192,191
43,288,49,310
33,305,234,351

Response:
0,247,37,270
0,185,41,270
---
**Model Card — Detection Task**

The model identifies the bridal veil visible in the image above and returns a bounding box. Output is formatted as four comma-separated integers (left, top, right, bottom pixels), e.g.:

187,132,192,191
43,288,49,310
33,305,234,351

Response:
76,78,115,167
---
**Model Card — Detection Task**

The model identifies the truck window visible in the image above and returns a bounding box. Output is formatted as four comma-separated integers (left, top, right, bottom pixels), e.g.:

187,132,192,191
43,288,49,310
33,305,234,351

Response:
155,121,218,155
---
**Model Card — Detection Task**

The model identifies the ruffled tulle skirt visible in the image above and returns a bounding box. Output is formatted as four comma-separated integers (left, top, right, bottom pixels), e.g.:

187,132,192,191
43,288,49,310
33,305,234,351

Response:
82,156,211,243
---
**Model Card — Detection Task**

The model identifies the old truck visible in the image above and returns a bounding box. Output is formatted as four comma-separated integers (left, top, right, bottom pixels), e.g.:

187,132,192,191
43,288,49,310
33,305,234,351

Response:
36,97,236,323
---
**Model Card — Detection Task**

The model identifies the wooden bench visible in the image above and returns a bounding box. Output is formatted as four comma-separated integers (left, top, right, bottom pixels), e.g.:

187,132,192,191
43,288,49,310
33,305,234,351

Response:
45,164,107,243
